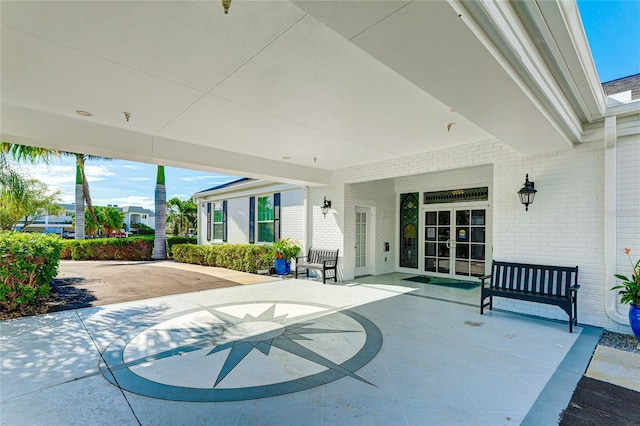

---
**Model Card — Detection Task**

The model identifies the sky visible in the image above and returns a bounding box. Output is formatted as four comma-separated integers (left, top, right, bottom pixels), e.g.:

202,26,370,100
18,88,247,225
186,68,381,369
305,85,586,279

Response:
8,1,639,212
10,158,238,211
577,0,640,82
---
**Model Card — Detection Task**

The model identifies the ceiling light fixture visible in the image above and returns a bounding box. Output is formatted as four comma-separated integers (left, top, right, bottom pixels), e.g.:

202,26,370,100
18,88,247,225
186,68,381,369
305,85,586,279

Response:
123,112,131,122
222,0,231,14
447,123,454,132
75,110,93,117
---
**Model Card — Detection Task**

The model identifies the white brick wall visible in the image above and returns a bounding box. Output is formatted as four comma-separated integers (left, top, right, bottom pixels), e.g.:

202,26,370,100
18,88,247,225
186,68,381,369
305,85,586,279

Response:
309,186,346,280
344,179,397,277
281,189,307,250
326,137,633,329
613,136,640,332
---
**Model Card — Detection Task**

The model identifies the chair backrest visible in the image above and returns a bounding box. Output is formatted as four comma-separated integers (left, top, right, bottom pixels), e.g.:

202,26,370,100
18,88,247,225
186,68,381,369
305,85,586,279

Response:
490,261,578,297
308,248,339,263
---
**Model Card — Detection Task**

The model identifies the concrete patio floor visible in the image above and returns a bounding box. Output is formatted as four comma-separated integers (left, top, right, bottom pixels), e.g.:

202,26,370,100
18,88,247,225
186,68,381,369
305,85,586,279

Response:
0,269,607,425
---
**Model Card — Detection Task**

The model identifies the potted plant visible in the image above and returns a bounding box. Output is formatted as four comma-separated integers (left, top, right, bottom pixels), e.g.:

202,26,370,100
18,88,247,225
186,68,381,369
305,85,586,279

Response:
612,248,640,341
272,238,301,276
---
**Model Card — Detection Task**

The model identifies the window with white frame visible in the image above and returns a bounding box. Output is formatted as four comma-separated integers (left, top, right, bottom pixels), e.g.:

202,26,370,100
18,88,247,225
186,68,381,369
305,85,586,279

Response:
213,202,224,240
257,195,274,243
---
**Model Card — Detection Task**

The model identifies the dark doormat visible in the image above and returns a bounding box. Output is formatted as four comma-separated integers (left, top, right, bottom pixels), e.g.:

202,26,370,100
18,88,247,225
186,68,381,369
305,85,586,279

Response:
559,376,640,425
402,276,480,290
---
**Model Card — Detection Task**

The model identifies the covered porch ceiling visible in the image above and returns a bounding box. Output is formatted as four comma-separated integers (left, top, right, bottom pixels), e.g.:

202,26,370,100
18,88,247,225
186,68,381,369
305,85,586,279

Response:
0,1,603,186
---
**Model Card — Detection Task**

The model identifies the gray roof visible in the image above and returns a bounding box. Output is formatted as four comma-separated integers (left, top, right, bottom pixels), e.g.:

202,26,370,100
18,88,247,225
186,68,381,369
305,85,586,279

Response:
194,177,254,196
602,73,640,100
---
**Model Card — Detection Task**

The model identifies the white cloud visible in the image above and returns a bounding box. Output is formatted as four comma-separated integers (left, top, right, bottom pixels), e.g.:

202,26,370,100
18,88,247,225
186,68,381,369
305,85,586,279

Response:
84,164,116,182
126,177,152,182
122,165,140,170
12,163,76,203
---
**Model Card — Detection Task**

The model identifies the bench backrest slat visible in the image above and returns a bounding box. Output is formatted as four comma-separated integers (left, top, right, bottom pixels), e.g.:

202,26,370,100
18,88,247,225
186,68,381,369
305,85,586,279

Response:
490,261,578,297
308,248,339,263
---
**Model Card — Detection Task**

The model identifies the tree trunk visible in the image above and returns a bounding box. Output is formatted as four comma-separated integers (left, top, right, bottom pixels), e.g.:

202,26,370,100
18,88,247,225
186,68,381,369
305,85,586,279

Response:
154,166,167,260
74,183,84,240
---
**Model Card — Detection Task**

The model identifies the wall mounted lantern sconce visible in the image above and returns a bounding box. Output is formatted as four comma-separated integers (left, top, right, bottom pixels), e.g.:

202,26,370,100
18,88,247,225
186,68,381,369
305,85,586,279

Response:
517,174,537,211
321,197,332,218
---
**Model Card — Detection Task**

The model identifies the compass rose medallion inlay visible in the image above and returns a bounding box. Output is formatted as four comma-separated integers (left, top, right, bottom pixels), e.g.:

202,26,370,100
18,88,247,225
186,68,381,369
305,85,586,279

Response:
99,301,383,401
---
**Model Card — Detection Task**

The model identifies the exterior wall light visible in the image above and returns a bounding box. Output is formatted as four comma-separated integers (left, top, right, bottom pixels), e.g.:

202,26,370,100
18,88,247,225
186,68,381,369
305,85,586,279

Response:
517,174,537,211
321,197,332,218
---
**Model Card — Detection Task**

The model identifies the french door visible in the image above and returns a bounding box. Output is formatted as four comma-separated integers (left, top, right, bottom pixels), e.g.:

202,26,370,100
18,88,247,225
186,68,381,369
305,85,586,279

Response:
423,207,488,278
355,207,372,277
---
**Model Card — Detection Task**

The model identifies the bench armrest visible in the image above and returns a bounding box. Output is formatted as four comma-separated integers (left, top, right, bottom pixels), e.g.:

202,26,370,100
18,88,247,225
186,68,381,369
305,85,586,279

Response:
296,255,308,262
570,284,580,291
322,259,337,268
479,274,491,286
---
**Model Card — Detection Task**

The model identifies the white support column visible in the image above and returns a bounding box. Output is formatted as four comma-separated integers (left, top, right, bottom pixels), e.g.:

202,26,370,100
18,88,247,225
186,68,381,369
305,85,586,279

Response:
604,115,626,324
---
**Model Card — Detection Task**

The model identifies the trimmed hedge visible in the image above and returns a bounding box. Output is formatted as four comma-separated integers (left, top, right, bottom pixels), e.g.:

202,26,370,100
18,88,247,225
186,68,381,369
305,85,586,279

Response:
172,244,274,273
0,232,63,312
61,238,154,261
59,236,196,260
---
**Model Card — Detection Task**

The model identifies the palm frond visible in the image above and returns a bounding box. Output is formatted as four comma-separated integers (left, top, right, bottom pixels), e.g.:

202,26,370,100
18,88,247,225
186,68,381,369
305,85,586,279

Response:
1,142,61,164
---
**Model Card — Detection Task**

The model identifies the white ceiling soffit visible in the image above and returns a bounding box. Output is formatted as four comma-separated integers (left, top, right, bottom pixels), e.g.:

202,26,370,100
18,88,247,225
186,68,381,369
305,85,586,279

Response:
1,0,584,186
298,0,580,154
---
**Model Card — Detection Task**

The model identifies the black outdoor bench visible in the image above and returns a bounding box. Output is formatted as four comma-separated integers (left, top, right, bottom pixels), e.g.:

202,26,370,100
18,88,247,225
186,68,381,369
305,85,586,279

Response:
295,248,339,284
480,260,580,332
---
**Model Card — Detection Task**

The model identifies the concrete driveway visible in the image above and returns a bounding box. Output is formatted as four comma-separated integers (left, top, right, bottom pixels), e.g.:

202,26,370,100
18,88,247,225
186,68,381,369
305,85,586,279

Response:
1,271,601,425
52,260,280,308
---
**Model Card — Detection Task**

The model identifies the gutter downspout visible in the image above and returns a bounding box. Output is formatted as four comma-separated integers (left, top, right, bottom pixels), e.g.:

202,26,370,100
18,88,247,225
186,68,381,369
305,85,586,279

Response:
604,115,627,324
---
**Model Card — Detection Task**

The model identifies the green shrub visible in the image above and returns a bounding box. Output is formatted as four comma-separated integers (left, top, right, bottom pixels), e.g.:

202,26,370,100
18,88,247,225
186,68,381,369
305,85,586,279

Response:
173,244,274,273
172,244,209,265
59,235,194,260
67,238,154,261
60,240,73,259
167,236,197,256
0,232,63,312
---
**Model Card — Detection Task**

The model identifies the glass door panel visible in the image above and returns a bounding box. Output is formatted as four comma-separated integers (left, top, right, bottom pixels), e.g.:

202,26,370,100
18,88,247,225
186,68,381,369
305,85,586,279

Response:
454,208,486,277
424,209,451,273
424,207,487,278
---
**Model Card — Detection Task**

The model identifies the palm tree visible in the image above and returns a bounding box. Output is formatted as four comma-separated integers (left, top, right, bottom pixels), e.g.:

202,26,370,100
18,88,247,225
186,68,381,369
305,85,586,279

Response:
167,197,197,236
1,142,110,240
0,154,27,203
154,165,167,260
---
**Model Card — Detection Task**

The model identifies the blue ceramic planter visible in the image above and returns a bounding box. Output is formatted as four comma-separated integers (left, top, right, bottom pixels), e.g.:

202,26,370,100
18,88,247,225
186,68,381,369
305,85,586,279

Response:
629,303,640,341
274,258,290,276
